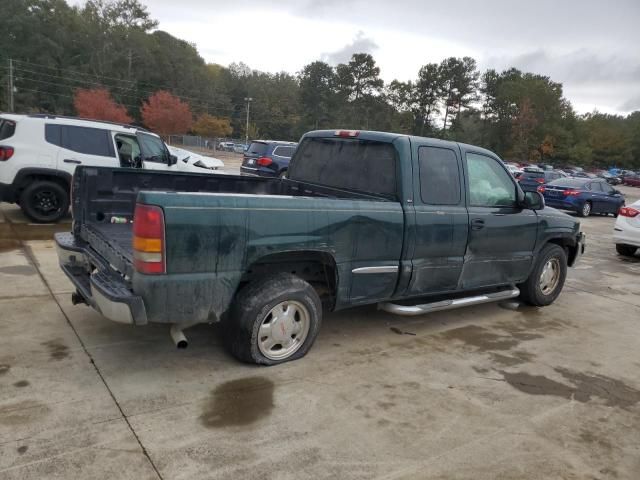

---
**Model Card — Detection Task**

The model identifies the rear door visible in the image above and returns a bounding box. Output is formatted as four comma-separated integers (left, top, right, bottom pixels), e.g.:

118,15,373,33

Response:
405,140,468,295
460,149,538,289
54,125,119,176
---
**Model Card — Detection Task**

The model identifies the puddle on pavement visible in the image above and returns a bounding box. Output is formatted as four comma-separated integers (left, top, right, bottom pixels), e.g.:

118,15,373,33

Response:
441,325,520,351
17,446,28,454
501,368,640,409
0,364,10,375
13,380,30,388
200,376,275,428
41,340,70,360
0,265,36,276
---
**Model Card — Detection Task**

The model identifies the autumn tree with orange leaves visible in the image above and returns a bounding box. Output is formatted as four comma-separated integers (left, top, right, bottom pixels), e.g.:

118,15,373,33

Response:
140,91,192,136
73,88,133,123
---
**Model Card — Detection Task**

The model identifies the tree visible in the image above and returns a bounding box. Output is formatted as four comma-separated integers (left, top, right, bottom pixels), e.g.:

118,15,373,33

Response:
192,113,232,138
415,63,445,135
141,90,192,136
299,61,337,129
439,57,479,133
336,53,383,102
73,87,132,123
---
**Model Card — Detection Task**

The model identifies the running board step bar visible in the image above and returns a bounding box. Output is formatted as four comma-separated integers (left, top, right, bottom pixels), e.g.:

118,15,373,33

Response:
378,288,520,316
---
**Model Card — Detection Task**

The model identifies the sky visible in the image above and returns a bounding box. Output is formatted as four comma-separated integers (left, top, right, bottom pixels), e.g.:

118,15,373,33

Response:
83,0,640,115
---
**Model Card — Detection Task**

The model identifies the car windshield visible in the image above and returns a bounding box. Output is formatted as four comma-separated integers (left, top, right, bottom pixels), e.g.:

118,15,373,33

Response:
548,178,589,188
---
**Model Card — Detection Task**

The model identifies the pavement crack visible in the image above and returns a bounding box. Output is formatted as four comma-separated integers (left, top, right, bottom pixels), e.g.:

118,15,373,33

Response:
13,223,164,480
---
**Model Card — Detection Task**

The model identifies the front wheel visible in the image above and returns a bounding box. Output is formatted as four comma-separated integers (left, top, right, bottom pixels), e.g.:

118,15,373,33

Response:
224,273,322,365
19,180,69,223
578,201,592,217
519,244,568,306
616,244,638,257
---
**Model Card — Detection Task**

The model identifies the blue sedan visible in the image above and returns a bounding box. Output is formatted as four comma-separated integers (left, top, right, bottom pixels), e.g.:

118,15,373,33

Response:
540,178,625,217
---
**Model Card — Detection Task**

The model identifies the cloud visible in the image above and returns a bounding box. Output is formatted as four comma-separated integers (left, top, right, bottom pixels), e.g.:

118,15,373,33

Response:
321,31,378,65
484,49,640,85
619,96,640,113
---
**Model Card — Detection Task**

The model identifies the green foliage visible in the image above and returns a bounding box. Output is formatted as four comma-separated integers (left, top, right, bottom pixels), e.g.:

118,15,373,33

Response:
1,0,638,168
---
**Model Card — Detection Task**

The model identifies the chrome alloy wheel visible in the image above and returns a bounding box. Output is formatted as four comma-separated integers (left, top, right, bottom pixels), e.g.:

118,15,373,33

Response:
257,301,310,360
539,257,561,295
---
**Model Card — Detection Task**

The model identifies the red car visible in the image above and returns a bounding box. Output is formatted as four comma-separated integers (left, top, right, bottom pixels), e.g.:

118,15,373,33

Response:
623,174,640,187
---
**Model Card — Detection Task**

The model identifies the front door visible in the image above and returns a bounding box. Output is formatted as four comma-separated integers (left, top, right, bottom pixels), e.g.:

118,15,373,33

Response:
405,141,468,296
459,150,538,289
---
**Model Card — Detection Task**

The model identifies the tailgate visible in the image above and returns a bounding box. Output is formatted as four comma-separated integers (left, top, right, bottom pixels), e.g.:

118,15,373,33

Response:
81,223,134,277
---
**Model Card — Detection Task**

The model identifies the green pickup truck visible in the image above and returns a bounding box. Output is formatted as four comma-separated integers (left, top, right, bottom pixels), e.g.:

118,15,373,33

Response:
56,130,585,365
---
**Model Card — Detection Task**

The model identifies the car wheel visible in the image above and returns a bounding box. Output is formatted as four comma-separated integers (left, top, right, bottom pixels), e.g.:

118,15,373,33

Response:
616,244,638,257
279,170,288,179
518,243,568,307
224,273,322,365
578,201,592,217
19,180,69,223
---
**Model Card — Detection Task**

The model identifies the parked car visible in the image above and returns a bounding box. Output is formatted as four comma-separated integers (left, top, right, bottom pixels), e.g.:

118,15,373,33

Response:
218,141,235,152
622,173,640,187
0,114,225,222
571,171,597,179
233,143,247,153
505,163,523,178
517,170,564,192
540,177,625,217
240,140,297,178
613,200,640,257
598,171,622,185
56,129,585,365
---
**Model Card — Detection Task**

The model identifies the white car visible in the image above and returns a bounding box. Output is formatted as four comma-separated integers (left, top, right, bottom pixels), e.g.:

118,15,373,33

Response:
0,114,225,222
613,199,640,257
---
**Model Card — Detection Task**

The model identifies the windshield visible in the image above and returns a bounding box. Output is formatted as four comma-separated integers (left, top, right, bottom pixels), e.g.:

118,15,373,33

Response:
138,133,168,163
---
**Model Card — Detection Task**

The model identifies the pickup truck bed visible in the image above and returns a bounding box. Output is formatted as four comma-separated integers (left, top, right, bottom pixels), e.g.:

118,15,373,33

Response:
88,224,134,262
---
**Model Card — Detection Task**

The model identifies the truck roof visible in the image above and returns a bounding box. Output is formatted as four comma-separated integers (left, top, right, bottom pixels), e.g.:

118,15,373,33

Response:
304,130,502,160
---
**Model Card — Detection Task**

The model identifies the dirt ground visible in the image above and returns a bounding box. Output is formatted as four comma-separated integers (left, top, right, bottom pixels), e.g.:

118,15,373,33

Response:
0,184,639,479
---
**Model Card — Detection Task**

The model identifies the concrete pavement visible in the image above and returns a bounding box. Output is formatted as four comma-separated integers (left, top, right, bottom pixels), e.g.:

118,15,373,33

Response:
1,188,639,479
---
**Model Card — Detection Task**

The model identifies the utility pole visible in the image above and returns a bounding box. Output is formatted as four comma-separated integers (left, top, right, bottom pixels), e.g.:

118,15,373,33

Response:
244,97,253,145
8,58,15,112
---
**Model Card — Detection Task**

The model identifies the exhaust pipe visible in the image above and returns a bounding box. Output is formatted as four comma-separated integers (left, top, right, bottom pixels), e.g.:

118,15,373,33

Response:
170,325,188,349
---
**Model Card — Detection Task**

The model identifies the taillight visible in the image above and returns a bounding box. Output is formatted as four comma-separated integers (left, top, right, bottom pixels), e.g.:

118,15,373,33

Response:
257,157,273,167
133,204,165,274
619,207,640,218
537,186,545,193
334,130,359,138
564,189,581,196
536,178,545,183
0,146,14,161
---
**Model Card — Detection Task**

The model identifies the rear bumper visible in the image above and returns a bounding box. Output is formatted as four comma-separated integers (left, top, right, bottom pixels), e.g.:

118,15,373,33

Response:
0,181,17,203
240,166,277,177
613,229,640,248
55,232,148,325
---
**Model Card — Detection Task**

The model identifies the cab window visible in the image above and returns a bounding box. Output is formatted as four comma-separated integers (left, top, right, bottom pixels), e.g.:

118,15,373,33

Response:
418,146,461,205
466,152,516,207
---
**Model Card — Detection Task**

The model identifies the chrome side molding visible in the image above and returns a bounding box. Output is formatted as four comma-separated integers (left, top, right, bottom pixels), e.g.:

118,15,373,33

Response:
352,266,399,274
378,288,520,316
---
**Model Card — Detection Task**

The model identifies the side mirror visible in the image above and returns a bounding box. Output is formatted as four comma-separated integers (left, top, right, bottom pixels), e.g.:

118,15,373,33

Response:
523,191,545,210
168,154,178,166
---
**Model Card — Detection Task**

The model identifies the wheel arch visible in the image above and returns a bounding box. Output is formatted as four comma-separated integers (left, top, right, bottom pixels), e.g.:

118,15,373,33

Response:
13,168,72,195
239,250,339,311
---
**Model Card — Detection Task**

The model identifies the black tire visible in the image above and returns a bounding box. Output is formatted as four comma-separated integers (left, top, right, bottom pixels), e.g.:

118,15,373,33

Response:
518,244,568,307
224,273,322,365
616,244,638,257
19,180,69,223
578,201,592,217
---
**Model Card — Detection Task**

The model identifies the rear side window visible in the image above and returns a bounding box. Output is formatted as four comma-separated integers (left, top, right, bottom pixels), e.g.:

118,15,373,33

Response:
61,125,115,157
590,182,603,192
0,119,16,140
272,146,296,158
289,137,397,198
45,124,62,146
418,146,460,205
247,142,268,155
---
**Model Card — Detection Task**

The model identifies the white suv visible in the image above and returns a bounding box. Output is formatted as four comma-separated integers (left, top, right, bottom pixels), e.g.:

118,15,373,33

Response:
0,114,225,222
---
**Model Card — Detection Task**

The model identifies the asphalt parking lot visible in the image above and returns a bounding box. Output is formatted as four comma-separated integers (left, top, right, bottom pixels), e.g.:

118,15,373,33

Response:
1,187,639,480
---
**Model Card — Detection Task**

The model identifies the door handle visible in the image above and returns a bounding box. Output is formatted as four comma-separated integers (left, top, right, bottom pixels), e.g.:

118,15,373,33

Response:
63,159,82,164
471,219,485,230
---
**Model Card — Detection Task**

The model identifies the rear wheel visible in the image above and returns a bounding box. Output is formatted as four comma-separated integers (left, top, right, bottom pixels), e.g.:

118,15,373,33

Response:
616,244,638,257
578,201,592,217
19,180,69,223
224,273,322,365
519,243,567,306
